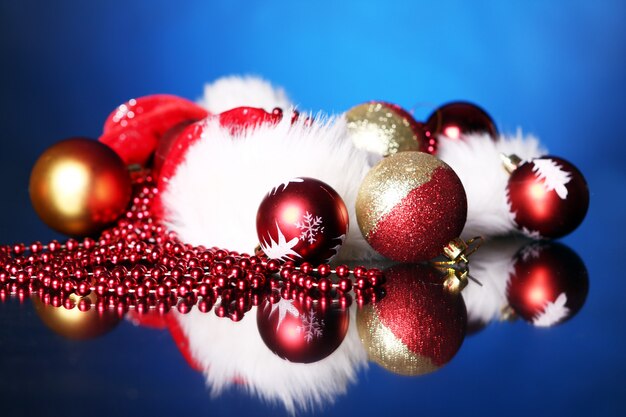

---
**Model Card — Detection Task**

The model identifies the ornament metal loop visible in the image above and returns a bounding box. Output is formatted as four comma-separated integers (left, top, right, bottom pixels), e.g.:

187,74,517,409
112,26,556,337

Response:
432,236,484,294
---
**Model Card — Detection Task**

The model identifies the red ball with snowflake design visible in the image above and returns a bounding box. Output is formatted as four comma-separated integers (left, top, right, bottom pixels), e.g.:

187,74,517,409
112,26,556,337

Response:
256,177,349,263
507,241,589,327
257,298,350,363
507,155,589,238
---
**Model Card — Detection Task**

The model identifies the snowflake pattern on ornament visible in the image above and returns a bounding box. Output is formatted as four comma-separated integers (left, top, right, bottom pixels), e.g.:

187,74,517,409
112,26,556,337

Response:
533,293,570,327
532,159,572,200
260,221,301,261
296,309,324,343
294,211,324,244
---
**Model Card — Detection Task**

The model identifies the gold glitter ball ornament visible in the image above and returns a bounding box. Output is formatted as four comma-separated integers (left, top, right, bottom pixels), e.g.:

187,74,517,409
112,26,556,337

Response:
345,102,432,157
356,151,467,262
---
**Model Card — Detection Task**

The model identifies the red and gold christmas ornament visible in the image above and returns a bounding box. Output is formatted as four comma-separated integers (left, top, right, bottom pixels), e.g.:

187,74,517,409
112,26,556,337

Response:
256,177,349,264
345,101,432,156
356,151,467,262
257,297,349,363
357,263,467,376
506,241,588,327
503,154,589,238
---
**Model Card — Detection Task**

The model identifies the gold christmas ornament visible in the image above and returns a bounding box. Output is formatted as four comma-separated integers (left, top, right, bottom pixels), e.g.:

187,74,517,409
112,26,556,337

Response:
29,137,132,236
345,102,428,157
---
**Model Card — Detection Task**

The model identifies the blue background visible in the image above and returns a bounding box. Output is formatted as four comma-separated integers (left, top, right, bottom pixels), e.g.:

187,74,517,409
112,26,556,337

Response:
1,1,625,416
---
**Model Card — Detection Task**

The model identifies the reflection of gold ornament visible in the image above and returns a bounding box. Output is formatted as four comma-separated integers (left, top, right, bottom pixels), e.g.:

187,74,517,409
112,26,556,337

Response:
29,138,132,236
346,102,427,157
32,294,122,340
357,264,467,376
356,151,467,262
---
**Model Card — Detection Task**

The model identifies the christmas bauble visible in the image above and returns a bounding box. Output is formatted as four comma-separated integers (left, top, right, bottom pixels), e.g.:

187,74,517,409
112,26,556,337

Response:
218,106,284,135
356,152,467,262
32,295,121,340
506,156,589,238
257,298,349,363
29,138,132,236
357,264,467,376
257,177,349,263
99,94,208,166
425,101,498,148
507,241,588,327
345,101,431,156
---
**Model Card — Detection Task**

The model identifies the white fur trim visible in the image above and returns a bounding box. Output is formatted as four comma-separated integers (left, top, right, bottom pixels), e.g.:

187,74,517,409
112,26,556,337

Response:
162,110,381,261
462,237,528,328
198,75,293,114
438,130,547,239
174,304,367,414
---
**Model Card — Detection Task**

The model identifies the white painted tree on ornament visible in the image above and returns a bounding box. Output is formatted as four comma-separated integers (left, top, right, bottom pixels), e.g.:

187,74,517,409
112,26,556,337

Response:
532,159,572,199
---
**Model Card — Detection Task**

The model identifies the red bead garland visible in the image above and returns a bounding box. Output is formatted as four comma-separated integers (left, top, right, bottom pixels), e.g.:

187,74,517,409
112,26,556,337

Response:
0,171,385,319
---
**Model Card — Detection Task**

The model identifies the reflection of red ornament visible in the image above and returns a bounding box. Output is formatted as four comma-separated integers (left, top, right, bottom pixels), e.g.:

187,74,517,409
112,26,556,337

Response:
257,298,349,363
357,264,466,375
425,101,498,149
256,177,349,263
507,241,588,327
356,152,467,262
506,156,589,238
99,95,208,166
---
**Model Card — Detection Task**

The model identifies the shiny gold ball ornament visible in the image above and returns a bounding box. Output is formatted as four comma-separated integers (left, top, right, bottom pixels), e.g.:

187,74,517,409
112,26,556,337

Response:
29,137,132,236
345,102,431,157
356,151,467,262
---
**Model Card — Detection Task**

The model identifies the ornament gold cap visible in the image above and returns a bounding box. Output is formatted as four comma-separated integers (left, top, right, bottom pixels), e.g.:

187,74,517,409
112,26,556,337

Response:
500,153,523,174
433,236,484,294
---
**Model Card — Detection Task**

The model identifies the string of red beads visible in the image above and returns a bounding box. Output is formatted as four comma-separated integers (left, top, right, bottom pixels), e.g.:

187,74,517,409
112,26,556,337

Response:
0,172,385,319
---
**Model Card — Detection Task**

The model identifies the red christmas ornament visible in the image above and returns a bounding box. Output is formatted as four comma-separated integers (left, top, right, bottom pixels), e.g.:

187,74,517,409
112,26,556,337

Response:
357,264,467,375
257,298,349,363
256,177,349,263
505,155,589,238
99,94,208,166
506,241,588,327
356,152,467,262
425,101,498,150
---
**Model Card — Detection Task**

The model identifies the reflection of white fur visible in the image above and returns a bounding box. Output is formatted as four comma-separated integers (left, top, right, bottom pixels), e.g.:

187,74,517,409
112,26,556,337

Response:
533,293,569,327
162,110,380,261
462,237,529,328
198,75,293,114
438,131,546,239
175,305,367,414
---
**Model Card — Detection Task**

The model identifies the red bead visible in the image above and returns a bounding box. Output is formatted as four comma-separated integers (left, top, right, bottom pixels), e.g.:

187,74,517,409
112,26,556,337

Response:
317,264,331,277
318,277,332,293
335,265,350,278
338,277,352,292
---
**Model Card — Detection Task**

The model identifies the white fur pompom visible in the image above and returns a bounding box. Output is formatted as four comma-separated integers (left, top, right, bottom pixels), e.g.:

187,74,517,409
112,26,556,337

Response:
438,131,547,239
162,110,381,261
174,305,367,414
198,75,293,114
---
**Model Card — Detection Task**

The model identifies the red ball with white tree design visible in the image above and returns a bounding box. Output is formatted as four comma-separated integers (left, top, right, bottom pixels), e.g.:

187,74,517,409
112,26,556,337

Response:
507,156,589,239
256,177,349,263
257,298,350,363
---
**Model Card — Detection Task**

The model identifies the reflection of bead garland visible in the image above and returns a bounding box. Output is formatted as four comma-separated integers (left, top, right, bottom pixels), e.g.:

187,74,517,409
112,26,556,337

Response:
0,172,385,319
